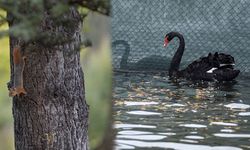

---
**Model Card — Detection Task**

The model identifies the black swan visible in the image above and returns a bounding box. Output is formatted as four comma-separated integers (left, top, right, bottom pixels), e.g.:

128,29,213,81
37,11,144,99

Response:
164,32,240,81
112,40,171,71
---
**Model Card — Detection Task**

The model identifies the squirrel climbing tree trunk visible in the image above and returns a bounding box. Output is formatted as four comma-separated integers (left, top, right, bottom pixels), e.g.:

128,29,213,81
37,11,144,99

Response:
7,4,89,150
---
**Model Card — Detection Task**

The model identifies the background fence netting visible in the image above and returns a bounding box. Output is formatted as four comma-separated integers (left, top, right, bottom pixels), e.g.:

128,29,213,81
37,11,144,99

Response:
111,0,250,73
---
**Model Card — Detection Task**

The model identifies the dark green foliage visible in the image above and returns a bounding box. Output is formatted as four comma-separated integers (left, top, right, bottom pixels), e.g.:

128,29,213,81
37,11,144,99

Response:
70,0,110,15
0,0,109,44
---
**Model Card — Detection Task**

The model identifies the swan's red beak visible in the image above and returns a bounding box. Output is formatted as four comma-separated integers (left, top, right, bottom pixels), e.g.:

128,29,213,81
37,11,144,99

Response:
164,37,169,47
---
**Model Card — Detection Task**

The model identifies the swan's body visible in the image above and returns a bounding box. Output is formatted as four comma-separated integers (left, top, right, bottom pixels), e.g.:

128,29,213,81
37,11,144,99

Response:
164,32,240,81
112,40,170,71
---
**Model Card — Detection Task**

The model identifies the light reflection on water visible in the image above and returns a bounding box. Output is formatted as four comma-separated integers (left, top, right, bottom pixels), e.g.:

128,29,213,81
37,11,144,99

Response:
127,110,161,116
116,140,242,150
113,73,250,150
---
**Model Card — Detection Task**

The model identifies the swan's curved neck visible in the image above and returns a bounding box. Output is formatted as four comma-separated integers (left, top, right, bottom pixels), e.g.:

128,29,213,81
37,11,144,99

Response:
112,40,130,69
169,33,185,77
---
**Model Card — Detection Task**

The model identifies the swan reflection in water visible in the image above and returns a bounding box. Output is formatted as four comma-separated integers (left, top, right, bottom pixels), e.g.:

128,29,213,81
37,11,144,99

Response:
112,40,171,71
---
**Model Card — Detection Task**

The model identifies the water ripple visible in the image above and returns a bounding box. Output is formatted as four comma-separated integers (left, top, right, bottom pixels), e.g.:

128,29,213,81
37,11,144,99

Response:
220,129,235,133
116,140,242,150
213,133,250,138
118,130,153,135
238,112,250,116
115,123,156,129
113,73,250,149
184,135,205,140
210,122,238,126
127,110,161,116
179,124,207,128
180,139,199,143
117,135,167,140
124,101,159,106
224,103,250,109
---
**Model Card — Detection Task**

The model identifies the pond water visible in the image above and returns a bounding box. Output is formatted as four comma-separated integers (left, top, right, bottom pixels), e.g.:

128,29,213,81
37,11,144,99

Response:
113,72,250,150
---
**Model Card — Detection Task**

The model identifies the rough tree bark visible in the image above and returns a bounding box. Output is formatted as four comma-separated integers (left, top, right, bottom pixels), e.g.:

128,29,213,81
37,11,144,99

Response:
8,4,89,150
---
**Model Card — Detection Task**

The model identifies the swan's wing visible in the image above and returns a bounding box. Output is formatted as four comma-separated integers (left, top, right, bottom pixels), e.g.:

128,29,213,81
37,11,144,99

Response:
184,59,214,73
213,68,240,81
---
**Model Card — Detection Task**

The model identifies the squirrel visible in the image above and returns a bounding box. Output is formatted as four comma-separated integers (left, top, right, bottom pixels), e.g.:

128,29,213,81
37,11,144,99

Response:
9,46,27,97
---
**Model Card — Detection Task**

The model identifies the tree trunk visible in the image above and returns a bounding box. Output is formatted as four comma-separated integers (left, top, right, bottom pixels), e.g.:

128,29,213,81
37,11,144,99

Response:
8,5,89,150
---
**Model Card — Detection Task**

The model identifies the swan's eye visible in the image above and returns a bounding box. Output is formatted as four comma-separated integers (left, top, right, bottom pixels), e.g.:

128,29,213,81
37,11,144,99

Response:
164,37,169,47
